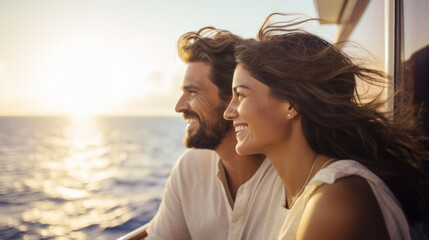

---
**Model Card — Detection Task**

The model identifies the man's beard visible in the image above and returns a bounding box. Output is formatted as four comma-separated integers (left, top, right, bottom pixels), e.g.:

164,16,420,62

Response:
183,103,232,150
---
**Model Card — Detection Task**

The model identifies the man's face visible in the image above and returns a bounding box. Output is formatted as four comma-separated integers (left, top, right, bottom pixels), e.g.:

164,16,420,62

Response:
175,62,232,149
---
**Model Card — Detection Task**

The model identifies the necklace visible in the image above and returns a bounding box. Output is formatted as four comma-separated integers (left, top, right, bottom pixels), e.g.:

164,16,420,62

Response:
286,156,338,208
320,158,337,170
287,154,320,208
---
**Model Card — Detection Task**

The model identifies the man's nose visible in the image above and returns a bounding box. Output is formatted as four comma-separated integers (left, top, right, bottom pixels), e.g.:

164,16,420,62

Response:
175,94,190,113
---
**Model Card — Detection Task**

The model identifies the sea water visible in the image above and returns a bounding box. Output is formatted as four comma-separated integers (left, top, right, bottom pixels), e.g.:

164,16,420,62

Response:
0,116,187,240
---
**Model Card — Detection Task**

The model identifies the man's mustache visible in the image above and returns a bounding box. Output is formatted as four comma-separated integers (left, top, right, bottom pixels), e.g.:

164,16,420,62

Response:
183,110,200,121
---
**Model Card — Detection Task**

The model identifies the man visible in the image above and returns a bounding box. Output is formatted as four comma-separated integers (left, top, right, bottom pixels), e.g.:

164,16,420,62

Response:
146,27,278,240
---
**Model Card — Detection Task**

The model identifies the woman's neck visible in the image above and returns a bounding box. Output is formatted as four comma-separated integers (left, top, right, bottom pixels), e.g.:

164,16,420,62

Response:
265,129,331,208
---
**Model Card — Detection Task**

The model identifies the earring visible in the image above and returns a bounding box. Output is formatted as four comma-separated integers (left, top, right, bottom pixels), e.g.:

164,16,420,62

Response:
288,113,291,117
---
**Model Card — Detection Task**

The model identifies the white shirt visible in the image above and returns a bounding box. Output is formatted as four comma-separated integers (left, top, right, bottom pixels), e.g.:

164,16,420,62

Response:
146,149,279,240
269,160,411,240
262,178,288,240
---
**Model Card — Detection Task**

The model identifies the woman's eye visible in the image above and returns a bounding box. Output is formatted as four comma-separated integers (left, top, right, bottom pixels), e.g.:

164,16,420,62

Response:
237,92,245,100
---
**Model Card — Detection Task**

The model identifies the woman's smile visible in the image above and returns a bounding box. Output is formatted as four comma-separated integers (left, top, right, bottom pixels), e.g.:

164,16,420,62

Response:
234,123,248,140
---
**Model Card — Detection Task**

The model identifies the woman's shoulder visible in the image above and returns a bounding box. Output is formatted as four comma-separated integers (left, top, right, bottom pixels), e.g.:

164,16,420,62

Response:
309,160,391,195
298,176,389,239
309,175,380,215
310,160,373,183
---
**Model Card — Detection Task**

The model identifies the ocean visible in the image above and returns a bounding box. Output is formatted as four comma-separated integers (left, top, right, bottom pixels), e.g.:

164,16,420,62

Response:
0,116,187,240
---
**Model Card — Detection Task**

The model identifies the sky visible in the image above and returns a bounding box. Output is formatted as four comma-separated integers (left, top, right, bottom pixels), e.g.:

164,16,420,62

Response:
0,0,337,116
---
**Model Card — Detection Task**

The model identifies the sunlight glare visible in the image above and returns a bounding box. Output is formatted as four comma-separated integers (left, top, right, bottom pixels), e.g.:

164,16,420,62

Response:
47,41,150,116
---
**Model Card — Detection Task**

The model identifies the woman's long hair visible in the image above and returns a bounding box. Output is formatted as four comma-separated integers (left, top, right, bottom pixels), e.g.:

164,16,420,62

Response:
235,13,429,225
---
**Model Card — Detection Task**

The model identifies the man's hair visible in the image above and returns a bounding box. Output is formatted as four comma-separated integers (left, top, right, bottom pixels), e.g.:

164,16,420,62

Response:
177,27,242,101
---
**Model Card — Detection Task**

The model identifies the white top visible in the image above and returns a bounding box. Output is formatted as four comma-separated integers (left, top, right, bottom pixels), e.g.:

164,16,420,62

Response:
146,149,279,240
269,160,411,240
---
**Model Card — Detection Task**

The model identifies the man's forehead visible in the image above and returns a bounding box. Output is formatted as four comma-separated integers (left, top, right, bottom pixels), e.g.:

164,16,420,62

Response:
182,62,214,88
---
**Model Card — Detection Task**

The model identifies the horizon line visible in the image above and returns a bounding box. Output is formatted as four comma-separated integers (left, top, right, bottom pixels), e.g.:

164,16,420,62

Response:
0,113,180,117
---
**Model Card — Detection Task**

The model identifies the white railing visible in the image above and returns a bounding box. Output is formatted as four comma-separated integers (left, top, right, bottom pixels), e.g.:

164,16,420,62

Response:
117,223,148,240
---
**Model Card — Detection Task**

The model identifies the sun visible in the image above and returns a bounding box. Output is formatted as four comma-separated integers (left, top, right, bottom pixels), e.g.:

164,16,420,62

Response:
46,41,146,116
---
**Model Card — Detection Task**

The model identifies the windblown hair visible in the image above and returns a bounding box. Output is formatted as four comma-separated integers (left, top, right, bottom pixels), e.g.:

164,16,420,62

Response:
235,13,429,225
177,27,242,101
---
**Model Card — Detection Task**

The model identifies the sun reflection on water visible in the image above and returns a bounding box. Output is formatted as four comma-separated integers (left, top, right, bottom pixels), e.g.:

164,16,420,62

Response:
1,116,186,239
63,117,115,182
19,116,131,239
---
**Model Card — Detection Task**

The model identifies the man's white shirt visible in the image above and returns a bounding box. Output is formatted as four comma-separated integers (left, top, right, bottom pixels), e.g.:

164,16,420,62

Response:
146,149,279,240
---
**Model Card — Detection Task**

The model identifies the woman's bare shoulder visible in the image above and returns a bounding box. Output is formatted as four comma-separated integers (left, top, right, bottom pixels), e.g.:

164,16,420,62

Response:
296,176,389,240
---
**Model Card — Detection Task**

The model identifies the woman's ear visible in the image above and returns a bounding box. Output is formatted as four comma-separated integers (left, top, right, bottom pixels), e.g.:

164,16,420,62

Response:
286,102,298,119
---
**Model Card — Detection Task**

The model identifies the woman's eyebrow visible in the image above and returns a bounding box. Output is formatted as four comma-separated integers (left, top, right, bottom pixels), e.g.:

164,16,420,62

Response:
233,85,250,92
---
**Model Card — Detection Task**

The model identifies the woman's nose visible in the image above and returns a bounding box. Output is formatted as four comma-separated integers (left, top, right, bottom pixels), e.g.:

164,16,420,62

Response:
224,100,238,120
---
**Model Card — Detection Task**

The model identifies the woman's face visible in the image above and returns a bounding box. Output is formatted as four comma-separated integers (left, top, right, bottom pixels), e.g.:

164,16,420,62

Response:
224,64,292,155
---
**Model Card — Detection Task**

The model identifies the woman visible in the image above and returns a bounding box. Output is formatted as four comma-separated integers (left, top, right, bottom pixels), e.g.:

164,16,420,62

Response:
224,14,429,240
